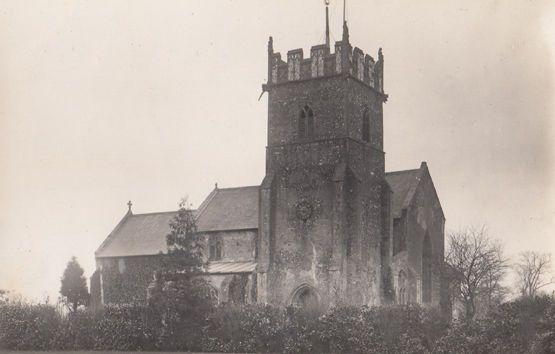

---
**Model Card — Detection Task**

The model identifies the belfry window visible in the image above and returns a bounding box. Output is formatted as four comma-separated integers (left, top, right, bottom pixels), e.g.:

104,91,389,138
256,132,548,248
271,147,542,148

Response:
298,105,314,138
362,107,370,142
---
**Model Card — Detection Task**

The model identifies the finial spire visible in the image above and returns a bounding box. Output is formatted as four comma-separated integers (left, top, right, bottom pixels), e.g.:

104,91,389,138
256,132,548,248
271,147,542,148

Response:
325,0,330,47
343,0,346,24
127,200,132,213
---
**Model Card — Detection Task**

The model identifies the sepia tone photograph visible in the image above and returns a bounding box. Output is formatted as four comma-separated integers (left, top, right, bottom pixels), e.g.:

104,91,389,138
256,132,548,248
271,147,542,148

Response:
1,0,554,352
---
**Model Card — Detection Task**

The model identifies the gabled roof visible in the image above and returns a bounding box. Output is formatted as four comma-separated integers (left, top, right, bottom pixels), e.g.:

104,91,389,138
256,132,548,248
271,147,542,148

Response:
196,186,259,232
385,168,422,218
95,186,259,258
95,211,177,258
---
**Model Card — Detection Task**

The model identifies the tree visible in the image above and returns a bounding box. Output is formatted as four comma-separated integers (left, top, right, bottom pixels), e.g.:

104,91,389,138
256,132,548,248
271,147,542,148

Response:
164,197,204,274
60,256,89,312
514,251,553,297
148,197,216,350
445,226,507,321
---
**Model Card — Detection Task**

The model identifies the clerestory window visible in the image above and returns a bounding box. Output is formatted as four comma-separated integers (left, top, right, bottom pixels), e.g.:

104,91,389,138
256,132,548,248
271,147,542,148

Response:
209,235,222,261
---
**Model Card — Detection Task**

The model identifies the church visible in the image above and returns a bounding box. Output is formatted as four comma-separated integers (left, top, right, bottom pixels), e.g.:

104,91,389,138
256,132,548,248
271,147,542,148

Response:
91,10,445,310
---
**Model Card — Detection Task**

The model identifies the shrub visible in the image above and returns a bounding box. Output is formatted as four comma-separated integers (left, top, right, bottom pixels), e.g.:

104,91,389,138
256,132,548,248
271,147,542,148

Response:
318,306,383,354
1,295,553,353
282,306,323,353
91,303,155,351
50,310,95,350
0,301,61,350
205,304,286,353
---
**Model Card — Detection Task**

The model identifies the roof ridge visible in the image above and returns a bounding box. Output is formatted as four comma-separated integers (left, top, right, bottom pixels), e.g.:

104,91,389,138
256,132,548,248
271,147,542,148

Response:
130,210,179,217
385,168,420,175
196,188,219,220
217,185,260,191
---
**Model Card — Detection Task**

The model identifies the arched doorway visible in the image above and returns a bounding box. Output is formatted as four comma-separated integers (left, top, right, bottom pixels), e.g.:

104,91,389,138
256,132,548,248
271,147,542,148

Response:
290,284,319,309
422,233,432,303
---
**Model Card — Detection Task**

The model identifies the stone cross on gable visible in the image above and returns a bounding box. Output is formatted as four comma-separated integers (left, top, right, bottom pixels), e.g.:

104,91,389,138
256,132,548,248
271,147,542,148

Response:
127,200,132,213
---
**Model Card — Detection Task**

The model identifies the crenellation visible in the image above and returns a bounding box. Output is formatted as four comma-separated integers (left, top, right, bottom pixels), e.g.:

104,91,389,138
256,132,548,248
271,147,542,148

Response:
287,49,303,81
268,36,384,93
310,44,329,78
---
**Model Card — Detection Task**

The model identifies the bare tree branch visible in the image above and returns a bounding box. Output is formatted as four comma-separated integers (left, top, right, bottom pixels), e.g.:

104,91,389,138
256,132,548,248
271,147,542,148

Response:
445,226,507,321
513,251,553,297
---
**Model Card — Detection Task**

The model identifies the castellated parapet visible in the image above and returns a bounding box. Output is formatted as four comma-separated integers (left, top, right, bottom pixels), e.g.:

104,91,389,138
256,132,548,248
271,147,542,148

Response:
267,33,384,94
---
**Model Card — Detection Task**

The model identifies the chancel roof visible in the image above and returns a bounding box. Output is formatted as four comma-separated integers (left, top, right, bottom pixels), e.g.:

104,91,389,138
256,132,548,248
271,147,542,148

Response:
385,168,422,218
95,186,259,258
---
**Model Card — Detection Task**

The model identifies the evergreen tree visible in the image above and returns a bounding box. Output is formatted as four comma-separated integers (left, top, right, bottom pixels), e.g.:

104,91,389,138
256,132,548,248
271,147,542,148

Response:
164,197,204,274
148,197,216,350
60,256,89,312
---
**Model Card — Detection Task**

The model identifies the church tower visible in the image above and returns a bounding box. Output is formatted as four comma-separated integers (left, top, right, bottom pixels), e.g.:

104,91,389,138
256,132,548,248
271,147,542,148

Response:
257,10,392,307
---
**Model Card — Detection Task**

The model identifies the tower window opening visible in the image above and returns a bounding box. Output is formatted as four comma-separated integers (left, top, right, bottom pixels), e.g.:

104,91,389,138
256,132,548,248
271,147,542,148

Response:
362,107,370,142
299,106,314,138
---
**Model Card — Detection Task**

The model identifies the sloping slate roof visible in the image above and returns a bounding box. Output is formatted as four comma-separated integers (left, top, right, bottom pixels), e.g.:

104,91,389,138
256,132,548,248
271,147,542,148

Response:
385,169,422,218
95,211,177,258
206,261,256,274
96,186,260,258
196,186,259,232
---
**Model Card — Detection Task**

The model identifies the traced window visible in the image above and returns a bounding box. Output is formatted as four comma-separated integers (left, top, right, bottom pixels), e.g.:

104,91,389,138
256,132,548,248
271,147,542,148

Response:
422,233,432,303
299,105,314,138
362,107,370,142
209,235,222,261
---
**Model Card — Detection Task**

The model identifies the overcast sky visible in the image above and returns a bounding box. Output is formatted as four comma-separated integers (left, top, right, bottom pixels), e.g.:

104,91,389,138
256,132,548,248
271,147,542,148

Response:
1,0,554,301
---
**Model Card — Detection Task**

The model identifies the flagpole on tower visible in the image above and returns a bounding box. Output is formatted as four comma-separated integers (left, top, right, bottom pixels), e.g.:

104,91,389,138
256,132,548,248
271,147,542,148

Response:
325,0,330,47
343,0,346,23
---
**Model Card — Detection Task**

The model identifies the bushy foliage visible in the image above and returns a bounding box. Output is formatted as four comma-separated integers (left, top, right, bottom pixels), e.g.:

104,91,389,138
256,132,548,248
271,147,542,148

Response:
164,197,203,273
1,296,553,352
205,304,286,353
0,301,61,350
149,277,216,351
91,304,155,350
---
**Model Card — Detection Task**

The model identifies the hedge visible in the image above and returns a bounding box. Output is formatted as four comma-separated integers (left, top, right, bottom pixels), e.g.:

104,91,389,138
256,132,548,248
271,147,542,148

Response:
0,296,553,353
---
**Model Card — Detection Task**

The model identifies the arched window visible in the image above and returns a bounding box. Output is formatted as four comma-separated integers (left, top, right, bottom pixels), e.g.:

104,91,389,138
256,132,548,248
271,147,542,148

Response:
362,107,370,142
398,270,407,304
299,105,314,138
422,233,432,303
291,284,319,309
209,235,222,261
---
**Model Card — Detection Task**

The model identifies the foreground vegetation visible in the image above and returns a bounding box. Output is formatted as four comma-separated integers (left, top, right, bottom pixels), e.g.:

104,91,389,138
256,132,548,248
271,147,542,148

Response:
0,295,554,353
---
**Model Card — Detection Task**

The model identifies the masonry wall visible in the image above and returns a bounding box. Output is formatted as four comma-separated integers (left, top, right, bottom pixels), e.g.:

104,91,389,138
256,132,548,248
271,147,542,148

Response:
203,230,257,262
97,255,164,305
390,169,445,307
95,230,257,306
261,70,388,308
